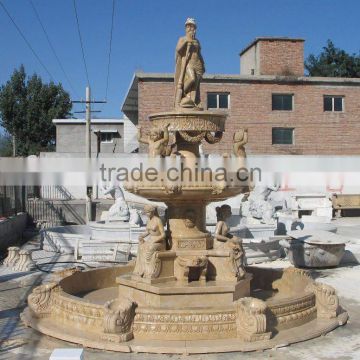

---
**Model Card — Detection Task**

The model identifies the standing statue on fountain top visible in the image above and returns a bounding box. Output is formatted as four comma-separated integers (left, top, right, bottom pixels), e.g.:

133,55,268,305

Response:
174,18,205,109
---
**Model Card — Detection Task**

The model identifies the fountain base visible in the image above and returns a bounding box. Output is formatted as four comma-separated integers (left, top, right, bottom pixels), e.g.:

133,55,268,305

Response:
21,264,348,353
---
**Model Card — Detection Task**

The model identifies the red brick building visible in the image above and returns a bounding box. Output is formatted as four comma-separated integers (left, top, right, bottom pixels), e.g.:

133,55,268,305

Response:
122,37,360,155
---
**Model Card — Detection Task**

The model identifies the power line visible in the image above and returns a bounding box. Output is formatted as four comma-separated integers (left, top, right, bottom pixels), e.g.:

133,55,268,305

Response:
105,0,115,100
0,0,55,81
73,0,90,87
29,0,80,98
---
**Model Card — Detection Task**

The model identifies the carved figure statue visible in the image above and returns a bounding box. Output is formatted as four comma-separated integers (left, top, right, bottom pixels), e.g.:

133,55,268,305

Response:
214,205,246,280
183,209,200,234
241,185,279,225
174,18,205,109
103,184,130,222
233,129,248,158
137,124,170,157
133,205,166,278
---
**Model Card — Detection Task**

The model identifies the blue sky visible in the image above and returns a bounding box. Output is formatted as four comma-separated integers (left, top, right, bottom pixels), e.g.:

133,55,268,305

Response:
1,0,360,120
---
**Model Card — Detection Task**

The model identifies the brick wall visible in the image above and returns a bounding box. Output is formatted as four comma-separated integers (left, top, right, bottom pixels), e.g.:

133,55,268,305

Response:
259,40,304,76
137,78,360,155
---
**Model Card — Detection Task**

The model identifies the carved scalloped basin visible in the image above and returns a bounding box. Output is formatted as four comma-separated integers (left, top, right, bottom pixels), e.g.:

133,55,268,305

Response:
149,110,226,132
124,183,247,203
21,264,348,354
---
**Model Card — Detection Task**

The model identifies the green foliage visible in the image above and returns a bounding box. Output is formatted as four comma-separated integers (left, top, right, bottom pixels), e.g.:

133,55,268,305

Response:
0,132,12,156
0,65,72,156
305,40,360,77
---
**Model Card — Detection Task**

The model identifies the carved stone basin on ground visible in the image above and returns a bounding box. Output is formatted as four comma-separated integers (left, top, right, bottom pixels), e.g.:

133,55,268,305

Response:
281,230,347,268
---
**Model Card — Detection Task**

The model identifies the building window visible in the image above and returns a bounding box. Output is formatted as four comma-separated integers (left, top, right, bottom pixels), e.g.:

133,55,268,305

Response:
272,128,294,145
207,93,230,109
324,96,344,112
100,132,115,143
272,94,293,111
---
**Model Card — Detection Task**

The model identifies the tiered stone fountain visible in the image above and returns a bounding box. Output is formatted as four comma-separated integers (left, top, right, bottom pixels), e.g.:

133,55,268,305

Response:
22,18,348,353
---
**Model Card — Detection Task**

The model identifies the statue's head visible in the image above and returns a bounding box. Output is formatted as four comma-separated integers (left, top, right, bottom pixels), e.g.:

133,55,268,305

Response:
184,209,196,228
216,204,232,221
150,129,162,141
185,18,196,37
144,204,157,217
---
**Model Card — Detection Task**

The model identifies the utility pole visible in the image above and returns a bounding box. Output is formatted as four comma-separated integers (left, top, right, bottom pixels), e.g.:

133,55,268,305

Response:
72,87,106,158
85,86,91,158
72,88,106,221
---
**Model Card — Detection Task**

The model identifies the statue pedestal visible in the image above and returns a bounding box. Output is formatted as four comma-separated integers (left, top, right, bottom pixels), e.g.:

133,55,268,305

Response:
117,270,252,341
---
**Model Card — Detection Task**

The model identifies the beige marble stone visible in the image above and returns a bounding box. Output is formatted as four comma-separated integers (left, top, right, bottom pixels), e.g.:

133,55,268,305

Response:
20,17,348,353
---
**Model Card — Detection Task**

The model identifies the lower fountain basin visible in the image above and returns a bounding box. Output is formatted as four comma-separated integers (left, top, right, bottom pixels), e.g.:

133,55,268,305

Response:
21,264,348,353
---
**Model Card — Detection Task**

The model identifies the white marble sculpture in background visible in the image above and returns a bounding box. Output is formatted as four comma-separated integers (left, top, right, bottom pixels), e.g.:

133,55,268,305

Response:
240,185,280,225
102,184,130,222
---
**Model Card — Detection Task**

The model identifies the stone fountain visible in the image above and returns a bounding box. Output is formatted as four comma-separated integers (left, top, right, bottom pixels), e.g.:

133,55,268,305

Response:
22,18,348,353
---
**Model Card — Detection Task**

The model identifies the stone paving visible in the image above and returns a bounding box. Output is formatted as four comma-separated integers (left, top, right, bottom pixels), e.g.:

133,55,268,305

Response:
0,219,360,359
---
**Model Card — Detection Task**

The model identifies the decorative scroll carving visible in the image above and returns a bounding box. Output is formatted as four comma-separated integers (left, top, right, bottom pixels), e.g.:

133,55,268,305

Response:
211,184,225,195
235,297,271,342
28,282,60,318
164,184,182,195
3,246,20,267
102,298,136,342
52,293,104,328
176,238,208,249
312,282,339,319
205,131,223,144
134,310,237,338
14,249,36,271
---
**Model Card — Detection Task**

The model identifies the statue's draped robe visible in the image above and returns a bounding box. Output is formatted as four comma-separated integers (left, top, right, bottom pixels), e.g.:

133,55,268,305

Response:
174,36,205,106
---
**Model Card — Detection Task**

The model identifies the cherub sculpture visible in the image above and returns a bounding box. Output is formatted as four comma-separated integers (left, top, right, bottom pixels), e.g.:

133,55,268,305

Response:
137,123,170,157
233,128,248,158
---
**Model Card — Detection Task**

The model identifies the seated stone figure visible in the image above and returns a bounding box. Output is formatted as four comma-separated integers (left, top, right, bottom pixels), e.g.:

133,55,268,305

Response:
214,204,246,280
133,205,166,279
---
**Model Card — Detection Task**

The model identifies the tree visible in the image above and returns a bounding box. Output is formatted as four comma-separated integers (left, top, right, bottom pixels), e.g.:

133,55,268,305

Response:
305,40,360,77
0,132,12,156
0,65,72,156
